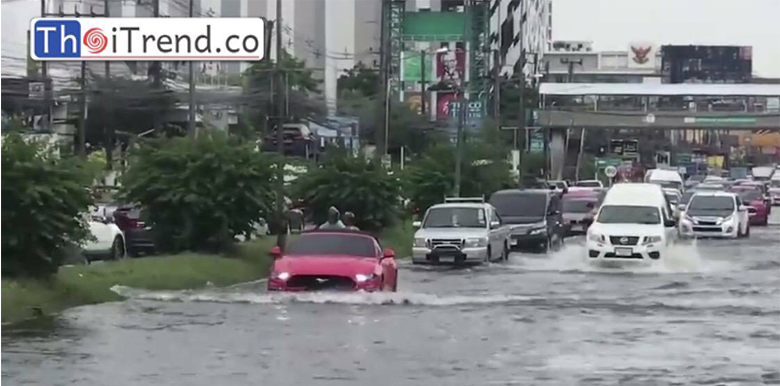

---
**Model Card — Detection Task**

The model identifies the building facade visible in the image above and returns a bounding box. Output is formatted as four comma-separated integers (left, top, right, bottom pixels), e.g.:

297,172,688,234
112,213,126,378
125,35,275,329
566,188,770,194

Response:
490,0,553,79
540,41,663,84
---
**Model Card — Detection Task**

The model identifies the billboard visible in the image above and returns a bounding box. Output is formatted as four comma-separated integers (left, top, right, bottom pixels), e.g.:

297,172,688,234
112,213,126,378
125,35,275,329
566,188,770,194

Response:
662,45,752,84
402,51,432,82
436,43,465,84
628,42,657,69
436,91,457,121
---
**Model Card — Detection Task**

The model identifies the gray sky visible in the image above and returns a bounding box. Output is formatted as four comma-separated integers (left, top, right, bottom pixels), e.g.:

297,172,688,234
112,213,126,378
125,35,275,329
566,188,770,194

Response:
553,0,780,77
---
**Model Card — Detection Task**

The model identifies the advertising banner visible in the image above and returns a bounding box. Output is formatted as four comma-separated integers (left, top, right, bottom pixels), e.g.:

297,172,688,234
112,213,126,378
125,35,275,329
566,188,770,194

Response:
436,43,465,84
436,92,457,121
402,51,432,82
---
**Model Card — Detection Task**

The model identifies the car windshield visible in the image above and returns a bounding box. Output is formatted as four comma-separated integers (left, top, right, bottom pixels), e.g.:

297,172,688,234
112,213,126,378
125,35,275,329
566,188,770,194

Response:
665,193,679,204
597,205,661,225
689,175,707,183
687,196,735,217
490,193,547,218
651,180,683,191
423,207,486,228
575,181,601,187
681,192,696,205
562,199,595,213
736,190,762,202
285,234,377,257
771,180,780,188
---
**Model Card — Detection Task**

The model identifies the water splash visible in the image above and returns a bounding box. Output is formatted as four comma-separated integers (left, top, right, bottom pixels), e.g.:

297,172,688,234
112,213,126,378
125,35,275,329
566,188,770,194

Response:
511,239,733,274
110,285,537,307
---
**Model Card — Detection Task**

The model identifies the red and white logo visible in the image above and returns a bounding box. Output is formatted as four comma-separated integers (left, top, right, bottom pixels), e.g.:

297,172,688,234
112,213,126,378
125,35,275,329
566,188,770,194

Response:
83,27,107,53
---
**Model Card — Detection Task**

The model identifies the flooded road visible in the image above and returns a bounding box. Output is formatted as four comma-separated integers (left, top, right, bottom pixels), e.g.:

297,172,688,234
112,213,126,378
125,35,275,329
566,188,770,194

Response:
4,214,780,385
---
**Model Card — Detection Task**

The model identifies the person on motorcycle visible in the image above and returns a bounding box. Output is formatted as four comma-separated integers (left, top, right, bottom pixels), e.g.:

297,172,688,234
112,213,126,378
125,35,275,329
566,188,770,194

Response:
343,211,359,230
319,206,345,229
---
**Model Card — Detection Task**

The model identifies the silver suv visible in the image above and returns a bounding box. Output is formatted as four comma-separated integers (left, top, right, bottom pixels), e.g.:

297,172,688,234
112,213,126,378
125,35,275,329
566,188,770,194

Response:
411,198,510,265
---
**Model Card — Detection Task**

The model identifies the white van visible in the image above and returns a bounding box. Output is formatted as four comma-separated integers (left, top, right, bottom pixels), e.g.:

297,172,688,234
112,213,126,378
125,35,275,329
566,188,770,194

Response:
647,169,684,193
586,183,677,265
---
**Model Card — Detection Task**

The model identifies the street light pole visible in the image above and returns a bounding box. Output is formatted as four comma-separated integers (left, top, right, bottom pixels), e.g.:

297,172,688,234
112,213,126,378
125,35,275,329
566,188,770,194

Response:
420,50,426,117
453,88,465,197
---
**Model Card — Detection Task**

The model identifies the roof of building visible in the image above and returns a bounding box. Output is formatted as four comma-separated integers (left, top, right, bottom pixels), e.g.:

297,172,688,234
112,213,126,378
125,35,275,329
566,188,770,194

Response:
539,83,780,97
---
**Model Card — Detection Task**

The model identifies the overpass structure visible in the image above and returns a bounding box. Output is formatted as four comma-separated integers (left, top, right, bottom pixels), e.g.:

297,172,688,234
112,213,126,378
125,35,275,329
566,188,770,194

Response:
535,83,780,179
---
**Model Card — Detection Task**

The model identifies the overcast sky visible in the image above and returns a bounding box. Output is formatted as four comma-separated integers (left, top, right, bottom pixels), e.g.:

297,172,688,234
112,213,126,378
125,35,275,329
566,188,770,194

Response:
552,0,780,77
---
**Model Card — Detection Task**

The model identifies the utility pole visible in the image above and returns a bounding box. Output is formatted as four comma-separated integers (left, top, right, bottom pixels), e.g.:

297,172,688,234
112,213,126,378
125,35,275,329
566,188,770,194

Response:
420,50,426,117
377,0,389,157
151,0,161,87
453,89,465,197
104,0,110,78
274,0,288,249
187,0,196,137
40,0,51,133
79,59,87,157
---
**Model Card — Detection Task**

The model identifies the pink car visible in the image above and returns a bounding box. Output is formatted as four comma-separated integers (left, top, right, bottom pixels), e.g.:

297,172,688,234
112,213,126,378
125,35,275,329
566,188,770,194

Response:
733,187,769,226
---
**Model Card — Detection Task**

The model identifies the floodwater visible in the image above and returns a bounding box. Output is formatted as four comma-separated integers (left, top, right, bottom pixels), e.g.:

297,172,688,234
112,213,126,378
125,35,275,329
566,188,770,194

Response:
4,214,780,386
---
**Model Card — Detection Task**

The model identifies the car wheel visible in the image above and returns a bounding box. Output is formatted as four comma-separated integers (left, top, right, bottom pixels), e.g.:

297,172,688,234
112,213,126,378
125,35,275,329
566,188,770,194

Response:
110,237,125,260
745,224,750,238
502,242,509,261
393,271,398,292
485,247,492,263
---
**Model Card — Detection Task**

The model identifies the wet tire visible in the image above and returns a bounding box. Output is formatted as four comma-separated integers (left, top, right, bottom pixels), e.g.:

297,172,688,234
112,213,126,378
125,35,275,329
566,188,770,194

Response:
502,242,509,261
485,247,492,263
745,225,751,238
110,237,125,260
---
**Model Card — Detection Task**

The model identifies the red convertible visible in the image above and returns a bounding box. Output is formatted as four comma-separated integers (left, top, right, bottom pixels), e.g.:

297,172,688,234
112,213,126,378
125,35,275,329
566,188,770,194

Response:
267,230,398,292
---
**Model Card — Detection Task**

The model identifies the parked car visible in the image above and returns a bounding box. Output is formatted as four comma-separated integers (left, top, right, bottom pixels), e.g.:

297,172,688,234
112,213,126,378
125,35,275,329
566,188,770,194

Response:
267,230,397,292
82,209,126,263
769,178,780,206
679,192,750,239
489,189,565,252
586,183,677,265
561,192,600,236
732,187,769,226
262,123,317,158
412,197,510,265
113,204,156,256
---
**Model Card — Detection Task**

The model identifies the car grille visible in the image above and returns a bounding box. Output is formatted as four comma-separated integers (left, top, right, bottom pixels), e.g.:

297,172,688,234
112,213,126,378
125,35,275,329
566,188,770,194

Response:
693,226,721,232
609,236,639,246
604,252,644,259
697,220,717,226
286,275,355,291
429,239,463,250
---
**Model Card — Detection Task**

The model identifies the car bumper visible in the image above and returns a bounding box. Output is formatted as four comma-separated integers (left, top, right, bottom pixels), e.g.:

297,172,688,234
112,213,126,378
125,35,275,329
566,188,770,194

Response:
585,240,663,264
509,232,547,247
412,247,488,264
748,212,768,225
679,221,739,238
564,222,589,236
267,279,382,292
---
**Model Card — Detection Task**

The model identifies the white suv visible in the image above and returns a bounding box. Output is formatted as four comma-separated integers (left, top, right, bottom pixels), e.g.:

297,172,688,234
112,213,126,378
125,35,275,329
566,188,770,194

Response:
679,192,750,239
586,184,677,265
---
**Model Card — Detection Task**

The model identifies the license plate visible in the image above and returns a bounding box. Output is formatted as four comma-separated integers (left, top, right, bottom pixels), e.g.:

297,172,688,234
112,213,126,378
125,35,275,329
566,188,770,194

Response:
615,247,633,257
571,225,583,231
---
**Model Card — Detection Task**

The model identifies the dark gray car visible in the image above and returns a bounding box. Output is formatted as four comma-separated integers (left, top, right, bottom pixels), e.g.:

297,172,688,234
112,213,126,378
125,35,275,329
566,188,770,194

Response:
489,189,565,252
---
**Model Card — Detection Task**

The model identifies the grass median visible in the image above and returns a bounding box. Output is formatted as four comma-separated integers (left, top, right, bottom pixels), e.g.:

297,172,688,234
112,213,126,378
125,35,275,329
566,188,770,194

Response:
1,237,282,325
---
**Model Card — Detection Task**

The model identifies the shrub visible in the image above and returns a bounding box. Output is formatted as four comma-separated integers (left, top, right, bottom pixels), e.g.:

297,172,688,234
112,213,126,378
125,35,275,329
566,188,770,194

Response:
1,134,94,277
121,132,275,253
293,154,400,231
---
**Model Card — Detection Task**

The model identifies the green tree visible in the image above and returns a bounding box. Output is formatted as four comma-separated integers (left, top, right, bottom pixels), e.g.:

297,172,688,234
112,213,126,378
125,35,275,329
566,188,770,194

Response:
2,133,95,277
337,62,380,98
292,154,400,231
121,132,275,253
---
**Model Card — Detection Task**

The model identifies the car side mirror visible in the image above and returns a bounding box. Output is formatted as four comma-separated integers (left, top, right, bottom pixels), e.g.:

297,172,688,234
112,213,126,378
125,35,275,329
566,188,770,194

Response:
562,188,569,194
102,216,114,224
549,210,560,216
412,221,422,229
490,220,501,229
382,248,395,259
664,219,676,227
269,245,282,259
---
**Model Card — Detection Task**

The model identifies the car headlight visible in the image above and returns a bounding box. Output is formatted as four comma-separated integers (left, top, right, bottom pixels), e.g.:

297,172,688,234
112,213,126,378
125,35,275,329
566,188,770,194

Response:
413,237,427,247
529,227,546,235
643,235,663,245
684,214,696,224
271,271,290,281
355,273,378,283
588,232,606,243
464,237,488,248
717,216,733,225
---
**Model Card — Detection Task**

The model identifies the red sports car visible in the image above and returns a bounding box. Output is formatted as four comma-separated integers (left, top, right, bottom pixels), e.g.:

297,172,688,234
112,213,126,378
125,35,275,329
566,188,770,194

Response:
734,188,769,226
267,230,398,292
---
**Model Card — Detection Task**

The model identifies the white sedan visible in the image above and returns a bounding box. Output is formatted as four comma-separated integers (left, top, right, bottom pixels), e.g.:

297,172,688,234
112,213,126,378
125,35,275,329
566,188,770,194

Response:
82,206,126,263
